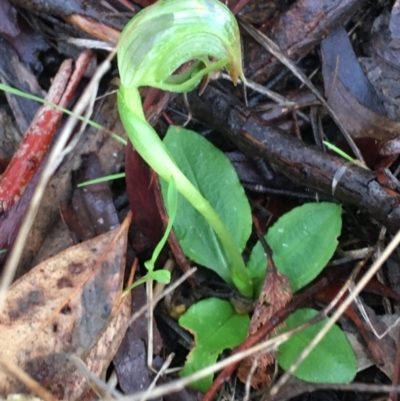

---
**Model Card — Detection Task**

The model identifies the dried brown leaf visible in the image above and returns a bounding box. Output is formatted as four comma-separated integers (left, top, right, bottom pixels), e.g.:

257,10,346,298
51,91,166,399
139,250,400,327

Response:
372,12,400,69
237,264,292,388
113,284,163,397
322,27,400,142
0,216,130,399
61,152,120,242
65,295,131,400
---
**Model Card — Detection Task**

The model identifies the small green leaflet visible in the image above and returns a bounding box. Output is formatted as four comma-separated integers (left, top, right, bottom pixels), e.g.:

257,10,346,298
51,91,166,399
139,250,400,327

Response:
123,179,177,294
247,202,342,294
160,126,251,287
77,173,126,187
179,298,250,392
277,308,357,383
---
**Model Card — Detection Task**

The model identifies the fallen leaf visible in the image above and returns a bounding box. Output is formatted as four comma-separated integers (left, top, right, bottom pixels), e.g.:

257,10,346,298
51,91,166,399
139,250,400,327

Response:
321,27,400,145
371,14,400,69
113,284,163,397
61,152,120,242
354,12,400,130
0,1,18,37
237,264,292,388
65,293,130,400
0,215,131,399
125,142,163,250
0,0,49,72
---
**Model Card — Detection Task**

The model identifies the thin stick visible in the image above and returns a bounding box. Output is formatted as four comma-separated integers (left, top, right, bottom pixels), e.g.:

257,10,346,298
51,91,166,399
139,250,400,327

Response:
221,73,310,123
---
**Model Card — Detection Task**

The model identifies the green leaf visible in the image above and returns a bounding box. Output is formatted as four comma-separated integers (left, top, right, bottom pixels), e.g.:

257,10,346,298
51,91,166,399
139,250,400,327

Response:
247,202,341,294
123,270,171,294
277,308,357,383
145,270,171,283
161,126,252,287
179,298,250,391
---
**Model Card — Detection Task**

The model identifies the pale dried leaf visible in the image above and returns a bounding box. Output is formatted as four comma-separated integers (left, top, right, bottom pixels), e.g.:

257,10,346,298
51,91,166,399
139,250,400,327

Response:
0,219,130,399
63,294,131,400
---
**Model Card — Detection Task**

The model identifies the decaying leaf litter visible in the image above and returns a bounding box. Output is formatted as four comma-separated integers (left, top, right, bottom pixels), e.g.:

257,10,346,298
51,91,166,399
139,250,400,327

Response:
2,0,400,400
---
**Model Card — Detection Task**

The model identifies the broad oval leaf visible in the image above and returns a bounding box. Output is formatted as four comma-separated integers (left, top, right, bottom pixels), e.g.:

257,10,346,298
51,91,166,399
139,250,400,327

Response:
179,298,250,391
247,202,342,294
161,126,252,286
277,308,357,383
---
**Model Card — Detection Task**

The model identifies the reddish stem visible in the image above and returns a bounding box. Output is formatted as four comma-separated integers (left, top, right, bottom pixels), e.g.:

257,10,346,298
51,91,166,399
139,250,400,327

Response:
0,50,92,214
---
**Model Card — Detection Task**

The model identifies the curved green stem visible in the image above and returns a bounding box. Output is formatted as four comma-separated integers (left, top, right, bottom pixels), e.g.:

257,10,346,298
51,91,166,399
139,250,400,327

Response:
118,88,252,297
117,0,253,297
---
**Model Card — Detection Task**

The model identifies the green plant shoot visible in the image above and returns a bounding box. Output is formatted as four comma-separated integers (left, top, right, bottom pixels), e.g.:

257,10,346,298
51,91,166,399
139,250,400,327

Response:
117,0,253,297
323,140,369,169
123,178,177,294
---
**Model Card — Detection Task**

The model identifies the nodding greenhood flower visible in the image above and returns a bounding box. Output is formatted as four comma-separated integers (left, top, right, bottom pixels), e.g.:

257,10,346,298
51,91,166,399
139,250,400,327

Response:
117,0,245,91
117,0,253,298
